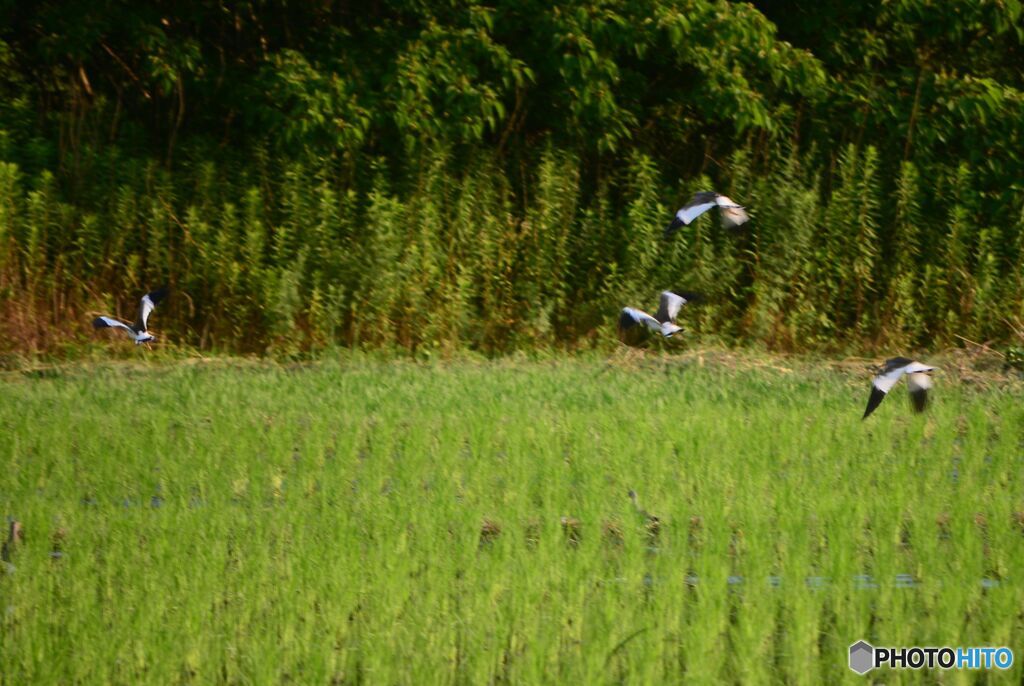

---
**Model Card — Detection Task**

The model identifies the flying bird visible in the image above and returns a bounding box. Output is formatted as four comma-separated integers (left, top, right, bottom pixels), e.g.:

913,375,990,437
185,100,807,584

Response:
618,290,699,344
862,357,936,419
92,287,168,345
664,192,750,238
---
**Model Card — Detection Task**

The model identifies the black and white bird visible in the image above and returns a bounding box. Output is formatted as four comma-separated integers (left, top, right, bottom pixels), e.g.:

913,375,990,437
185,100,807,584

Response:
664,192,750,238
862,357,937,419
618,290,699,342
92,287,168,345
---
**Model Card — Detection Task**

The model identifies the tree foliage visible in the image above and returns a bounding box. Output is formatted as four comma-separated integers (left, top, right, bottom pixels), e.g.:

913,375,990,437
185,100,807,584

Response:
0,0,1021,355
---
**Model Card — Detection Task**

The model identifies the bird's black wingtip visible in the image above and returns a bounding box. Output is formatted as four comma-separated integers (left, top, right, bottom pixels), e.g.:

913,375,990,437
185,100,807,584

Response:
147,286,170,303
909,388,929,413
862,386,886,419
91,317,107,329
663,217,684,239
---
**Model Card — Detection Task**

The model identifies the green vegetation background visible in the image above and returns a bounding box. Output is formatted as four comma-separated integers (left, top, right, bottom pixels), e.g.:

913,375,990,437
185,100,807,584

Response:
1,0,1023,357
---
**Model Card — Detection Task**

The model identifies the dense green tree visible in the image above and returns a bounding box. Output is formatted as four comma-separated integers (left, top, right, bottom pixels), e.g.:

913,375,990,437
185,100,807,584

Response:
0,0,1021,356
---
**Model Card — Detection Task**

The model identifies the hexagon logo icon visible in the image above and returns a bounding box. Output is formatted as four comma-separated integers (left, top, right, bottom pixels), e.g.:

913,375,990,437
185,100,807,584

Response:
849,640,874,674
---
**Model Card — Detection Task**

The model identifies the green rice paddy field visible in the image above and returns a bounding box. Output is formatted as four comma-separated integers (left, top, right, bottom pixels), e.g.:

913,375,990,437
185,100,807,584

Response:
1,354,1023,684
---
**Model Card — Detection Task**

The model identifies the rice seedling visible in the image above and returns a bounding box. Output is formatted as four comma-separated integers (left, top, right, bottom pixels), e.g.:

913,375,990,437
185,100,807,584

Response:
0,355,1021,683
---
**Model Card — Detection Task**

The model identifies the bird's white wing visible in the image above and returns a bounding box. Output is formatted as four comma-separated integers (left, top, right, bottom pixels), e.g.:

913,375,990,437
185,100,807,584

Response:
719,206,750,229
620,307,663,333
903,361,935,374
137,297,156,331
863,364,906,418
634,309,663,333
714,195,743,208
660,321,683,338
135,288,168,332
93,316,135,338
872,365,908,394
655,291,686,323
675,202,717,226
